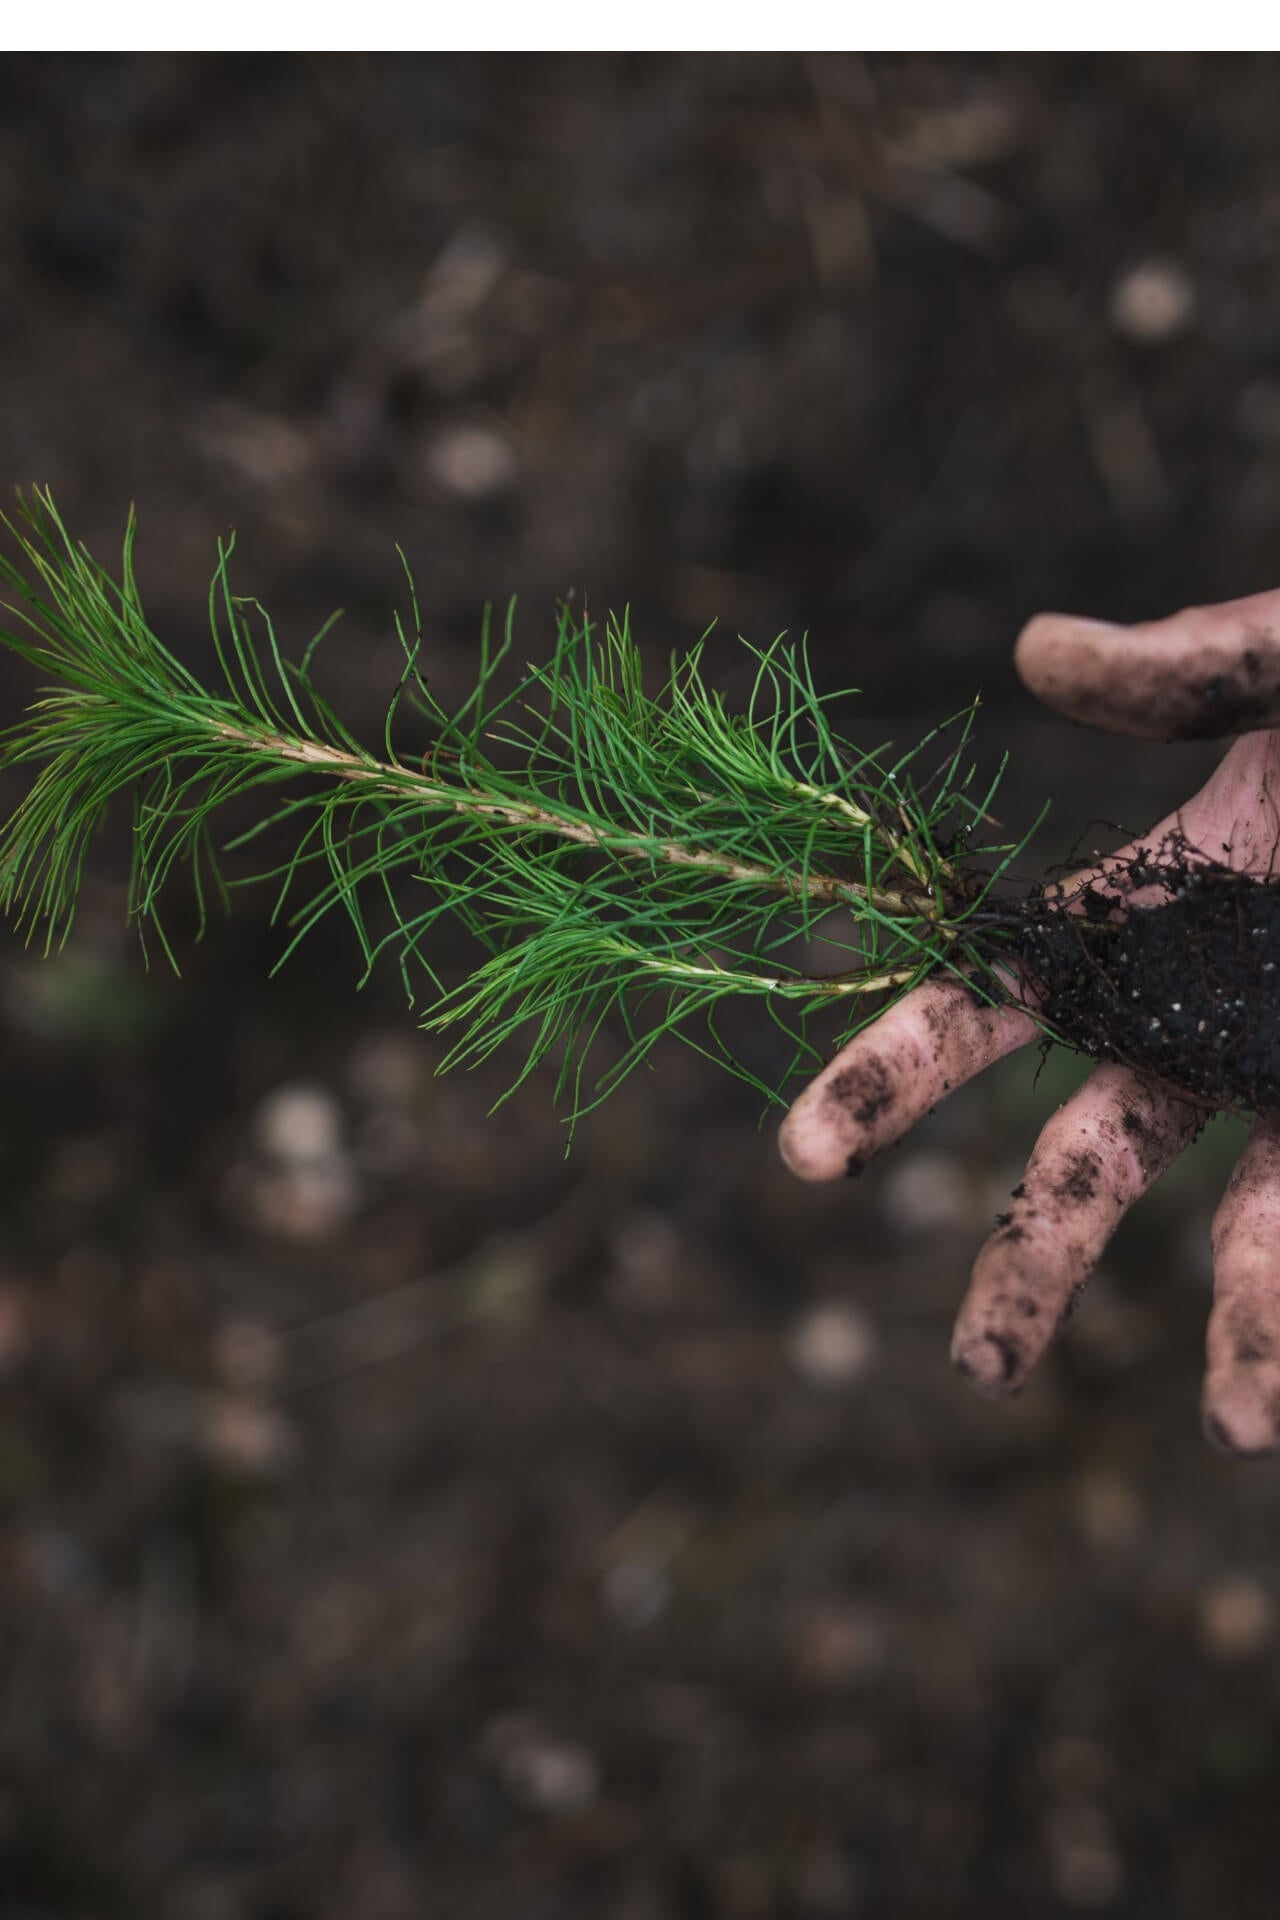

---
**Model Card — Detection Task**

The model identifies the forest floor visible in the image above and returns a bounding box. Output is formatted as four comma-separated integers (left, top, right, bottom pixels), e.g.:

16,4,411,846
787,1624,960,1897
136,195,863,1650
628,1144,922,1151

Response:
1,53,1280,1920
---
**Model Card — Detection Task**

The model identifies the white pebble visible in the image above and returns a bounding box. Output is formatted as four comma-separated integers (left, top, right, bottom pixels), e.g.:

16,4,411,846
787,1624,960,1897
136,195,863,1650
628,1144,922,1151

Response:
787,1301,876,1387
484,1715,600,1816
1201,1575,1274,1659
245,1086,358,1239
255,1085,343,1165
423,423,517,500
201,1394,298,1477
879,1149,975,1234
1109,259,1196,343
248,1159,359,1240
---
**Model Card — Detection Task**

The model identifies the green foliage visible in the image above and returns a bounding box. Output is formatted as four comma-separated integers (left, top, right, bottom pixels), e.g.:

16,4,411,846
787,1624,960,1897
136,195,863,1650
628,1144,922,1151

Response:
0,490,1042,1123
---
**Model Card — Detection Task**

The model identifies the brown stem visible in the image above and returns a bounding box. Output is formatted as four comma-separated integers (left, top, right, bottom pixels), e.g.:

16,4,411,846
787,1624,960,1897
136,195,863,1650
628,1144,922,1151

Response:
211,720,948,921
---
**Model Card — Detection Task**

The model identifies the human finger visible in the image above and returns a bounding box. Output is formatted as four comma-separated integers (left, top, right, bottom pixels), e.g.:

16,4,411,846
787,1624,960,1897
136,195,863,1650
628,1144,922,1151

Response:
950,1063,1203,1393
777,815,1195,1187
779,727,1275,1187
1016,589,1280,742
778,971,1039,1182
1045,730,1280,916
1202,1115,1280,1457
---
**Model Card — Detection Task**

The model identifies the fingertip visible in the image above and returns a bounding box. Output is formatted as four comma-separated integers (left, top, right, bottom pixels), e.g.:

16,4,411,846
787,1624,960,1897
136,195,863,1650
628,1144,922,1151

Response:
1202,1379,1280,1460
950,1326,1027,1396
1014,612,1123,708
777,1099,859,1182
1013,610,1069,669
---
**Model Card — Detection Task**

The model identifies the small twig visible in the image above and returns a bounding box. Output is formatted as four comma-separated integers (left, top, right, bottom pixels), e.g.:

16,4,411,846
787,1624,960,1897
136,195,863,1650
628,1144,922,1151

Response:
211,719,944,921
0,490,1036,1120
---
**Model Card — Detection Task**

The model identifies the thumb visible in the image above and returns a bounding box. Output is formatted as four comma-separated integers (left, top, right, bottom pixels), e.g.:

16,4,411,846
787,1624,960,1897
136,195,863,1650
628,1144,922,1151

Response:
1015,588,1280,741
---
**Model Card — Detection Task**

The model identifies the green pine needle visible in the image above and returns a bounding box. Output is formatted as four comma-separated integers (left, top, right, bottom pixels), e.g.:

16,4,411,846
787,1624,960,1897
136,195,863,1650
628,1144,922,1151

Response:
0,489,1044,1126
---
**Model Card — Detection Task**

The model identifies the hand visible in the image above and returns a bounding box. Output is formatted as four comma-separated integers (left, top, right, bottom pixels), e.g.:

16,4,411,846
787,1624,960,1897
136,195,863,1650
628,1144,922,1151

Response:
780,589,1280,1455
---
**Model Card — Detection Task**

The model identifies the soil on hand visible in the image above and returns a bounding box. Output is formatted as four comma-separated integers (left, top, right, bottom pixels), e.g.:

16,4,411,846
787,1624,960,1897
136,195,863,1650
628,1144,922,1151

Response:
1009,853,1280,1115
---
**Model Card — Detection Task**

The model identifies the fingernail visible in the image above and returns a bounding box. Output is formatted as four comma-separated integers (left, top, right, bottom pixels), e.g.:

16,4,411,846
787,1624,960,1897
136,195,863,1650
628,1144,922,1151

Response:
952,1329,1025,1395
1202,1393,1280,1459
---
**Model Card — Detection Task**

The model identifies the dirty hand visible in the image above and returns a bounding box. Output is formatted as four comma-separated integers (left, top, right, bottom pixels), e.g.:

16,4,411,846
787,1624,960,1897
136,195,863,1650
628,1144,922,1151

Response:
780,590,1280,1455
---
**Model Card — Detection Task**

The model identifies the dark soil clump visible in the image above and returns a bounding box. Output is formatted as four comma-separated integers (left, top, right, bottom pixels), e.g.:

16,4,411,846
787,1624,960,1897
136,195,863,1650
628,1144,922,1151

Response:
1009,856,1280,1114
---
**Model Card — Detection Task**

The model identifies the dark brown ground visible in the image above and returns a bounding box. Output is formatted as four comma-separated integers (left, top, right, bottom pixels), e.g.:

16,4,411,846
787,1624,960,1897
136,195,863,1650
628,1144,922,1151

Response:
3,52,1280,1920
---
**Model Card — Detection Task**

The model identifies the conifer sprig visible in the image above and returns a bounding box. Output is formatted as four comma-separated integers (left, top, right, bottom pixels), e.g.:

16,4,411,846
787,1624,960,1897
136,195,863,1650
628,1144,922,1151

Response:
0,490,1042,1119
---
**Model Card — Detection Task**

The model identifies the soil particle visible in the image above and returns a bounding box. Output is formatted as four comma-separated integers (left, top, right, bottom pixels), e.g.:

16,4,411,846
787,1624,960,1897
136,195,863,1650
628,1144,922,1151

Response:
921,995,957,1044
1229,1317,1275,1366
1057,639,1280,741
825,1054,896,1129
1012,861,1280,1115
1051,1148,1102,1205
1171,640,1280,741
1058,1278,1088,1326
921,976,1009,1048
1114,1098,1196,1179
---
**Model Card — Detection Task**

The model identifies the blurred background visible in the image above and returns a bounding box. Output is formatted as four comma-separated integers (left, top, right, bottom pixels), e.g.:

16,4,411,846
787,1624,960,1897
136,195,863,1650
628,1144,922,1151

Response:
0,51,1278,1919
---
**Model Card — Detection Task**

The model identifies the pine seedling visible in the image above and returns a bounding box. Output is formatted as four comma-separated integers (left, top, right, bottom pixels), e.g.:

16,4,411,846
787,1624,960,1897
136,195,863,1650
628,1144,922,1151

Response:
0,489,1043,1125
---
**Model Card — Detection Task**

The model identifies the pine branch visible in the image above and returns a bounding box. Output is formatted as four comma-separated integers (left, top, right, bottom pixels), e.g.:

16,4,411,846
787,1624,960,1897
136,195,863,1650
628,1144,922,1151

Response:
0,489,1042,1124
207,718,938,918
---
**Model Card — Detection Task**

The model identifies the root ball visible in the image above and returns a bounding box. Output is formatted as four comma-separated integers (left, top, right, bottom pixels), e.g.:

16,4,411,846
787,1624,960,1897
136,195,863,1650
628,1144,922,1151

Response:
1008,856,1280,1114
